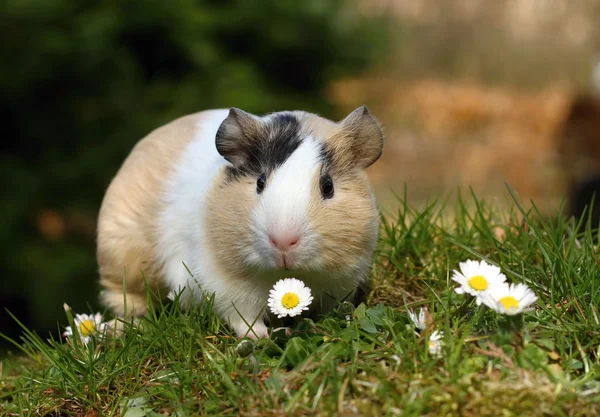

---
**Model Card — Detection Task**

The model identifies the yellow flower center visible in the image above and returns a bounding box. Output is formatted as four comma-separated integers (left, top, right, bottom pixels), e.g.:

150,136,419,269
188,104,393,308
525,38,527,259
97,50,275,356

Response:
78,319,96,336
499,296,519,311
281,292,300,309
468,275,488,291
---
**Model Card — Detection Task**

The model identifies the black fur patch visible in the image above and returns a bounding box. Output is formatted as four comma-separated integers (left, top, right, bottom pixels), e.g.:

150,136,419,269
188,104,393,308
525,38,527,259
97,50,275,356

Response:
319,143,336,168
224,112,303,182
317,142,340,181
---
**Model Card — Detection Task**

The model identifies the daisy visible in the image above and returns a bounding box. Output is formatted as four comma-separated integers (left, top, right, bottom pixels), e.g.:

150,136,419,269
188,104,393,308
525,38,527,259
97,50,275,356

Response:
428,330,444,357
268,278,313,318
63,312,106,345
451,259,506,304
407,307,427,330
479,282,538,315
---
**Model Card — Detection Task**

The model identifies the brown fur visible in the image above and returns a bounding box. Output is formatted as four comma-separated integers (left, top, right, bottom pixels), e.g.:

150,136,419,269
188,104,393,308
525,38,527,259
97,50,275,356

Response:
296,110,381,272
308,170,377,273
297,106,384,173
205,170,256,279
97,111,210,317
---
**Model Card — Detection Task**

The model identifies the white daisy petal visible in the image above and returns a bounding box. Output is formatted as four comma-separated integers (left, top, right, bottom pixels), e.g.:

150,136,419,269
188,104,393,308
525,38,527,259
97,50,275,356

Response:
452,259,507,300
428,330,444,357
480,282,538,315
461,260,478,276
407,308,427,330
63,312,107,345
267,278,313,318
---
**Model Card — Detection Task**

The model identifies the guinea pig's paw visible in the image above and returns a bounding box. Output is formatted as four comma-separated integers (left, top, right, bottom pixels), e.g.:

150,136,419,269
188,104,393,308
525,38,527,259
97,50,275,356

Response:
233,321,269,340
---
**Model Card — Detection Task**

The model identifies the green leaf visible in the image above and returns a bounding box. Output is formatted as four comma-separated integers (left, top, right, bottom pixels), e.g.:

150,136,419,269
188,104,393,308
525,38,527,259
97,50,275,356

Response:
285,337,312,367
520,343,548,368
120,395,155,417
359,318,378,334
569,359,584,370
366,303,386,326
354,303,367,320
535,338,555,352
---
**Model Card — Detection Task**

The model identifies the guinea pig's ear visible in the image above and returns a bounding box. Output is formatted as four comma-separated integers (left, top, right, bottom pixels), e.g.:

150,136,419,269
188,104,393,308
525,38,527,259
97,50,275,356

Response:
339,105,384,168
215,108,261,167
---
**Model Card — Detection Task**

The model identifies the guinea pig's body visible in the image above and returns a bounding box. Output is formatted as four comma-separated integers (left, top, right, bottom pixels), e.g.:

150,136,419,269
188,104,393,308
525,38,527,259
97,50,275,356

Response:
97,106,383,338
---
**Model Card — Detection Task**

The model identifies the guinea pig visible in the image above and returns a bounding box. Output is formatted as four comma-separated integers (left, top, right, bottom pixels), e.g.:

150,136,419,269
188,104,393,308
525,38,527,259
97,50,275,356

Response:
96,106,384,339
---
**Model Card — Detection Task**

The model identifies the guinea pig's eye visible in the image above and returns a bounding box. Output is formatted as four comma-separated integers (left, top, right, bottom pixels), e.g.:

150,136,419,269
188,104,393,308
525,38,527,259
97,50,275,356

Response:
320,175,334,199
256,173,267,194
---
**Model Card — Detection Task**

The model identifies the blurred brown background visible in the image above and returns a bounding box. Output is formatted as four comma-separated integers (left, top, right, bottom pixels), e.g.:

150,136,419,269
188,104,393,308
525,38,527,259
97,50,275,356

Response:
2,0,600,352
341,0,600,215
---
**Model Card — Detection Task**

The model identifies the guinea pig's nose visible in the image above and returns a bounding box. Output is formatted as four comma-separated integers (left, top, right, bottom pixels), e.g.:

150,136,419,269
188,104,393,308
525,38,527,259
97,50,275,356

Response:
269,231,300,252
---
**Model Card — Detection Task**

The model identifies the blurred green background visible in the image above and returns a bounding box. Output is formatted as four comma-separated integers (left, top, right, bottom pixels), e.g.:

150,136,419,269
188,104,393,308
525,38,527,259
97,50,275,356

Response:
0,0,394,351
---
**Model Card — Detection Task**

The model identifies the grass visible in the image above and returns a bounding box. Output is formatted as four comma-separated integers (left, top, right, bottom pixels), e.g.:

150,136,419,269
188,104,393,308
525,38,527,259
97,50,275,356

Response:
1,187,599,416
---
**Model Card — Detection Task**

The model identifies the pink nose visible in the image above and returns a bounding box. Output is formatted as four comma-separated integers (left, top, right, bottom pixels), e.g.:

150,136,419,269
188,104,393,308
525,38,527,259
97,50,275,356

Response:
269,232,300,252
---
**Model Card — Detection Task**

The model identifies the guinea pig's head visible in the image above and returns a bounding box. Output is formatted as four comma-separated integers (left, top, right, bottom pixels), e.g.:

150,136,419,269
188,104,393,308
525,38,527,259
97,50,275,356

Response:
208,106,383,275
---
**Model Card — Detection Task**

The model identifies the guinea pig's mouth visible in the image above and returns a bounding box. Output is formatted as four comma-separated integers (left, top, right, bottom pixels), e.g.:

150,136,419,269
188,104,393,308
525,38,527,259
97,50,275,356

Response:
250,227,318,271
275,253,296,270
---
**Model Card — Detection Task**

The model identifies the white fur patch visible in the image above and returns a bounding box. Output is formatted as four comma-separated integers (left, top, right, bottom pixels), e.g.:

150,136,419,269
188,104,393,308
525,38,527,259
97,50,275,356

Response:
249,137,322,268
156,109,231,305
